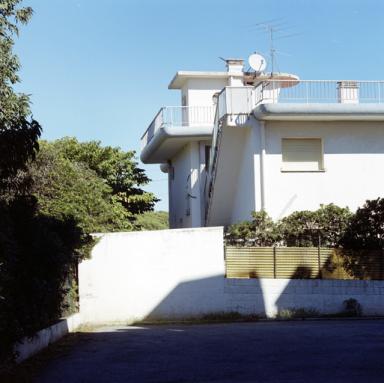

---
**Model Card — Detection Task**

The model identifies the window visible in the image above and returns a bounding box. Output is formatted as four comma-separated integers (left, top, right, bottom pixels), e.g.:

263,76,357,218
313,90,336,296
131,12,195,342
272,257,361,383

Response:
281,138,324,172
205,145,211,169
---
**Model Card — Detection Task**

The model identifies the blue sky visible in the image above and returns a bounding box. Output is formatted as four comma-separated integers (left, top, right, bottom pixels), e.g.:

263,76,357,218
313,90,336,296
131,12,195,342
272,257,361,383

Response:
14,0,384,210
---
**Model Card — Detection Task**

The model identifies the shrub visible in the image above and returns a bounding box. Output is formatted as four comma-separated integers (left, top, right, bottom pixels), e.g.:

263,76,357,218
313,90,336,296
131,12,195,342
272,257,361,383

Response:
278,204,352,247
0,197,93,364
340,198,384,250
225,211,281,246
225,204,352,247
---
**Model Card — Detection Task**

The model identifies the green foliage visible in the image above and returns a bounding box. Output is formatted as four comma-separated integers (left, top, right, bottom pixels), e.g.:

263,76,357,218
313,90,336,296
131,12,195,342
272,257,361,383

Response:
225,211,281,246
279,204,352,247
135,211,169,231
340,198,384,250
29,142,133,233
28,139,159,233
225,204,352,247
0,0,41,189
0,197,93,363
47,137,158,215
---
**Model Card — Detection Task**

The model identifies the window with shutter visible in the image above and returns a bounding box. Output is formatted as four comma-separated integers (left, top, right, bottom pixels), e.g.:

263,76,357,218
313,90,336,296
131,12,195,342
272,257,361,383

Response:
281,138,324,171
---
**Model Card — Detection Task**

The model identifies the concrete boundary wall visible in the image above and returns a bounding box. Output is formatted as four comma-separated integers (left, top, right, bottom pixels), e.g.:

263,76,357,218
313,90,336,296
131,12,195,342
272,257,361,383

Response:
14,313,81,363
79,227,384,324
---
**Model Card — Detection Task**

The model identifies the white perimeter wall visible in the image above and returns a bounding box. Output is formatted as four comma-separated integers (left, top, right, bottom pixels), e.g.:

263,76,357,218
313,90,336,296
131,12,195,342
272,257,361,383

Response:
79,228,384,324
264,121,384,220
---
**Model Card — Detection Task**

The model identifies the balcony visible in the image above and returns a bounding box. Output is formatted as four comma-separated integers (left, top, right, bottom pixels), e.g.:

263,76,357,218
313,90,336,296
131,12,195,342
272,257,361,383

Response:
140,106,215,163
141,106,215,149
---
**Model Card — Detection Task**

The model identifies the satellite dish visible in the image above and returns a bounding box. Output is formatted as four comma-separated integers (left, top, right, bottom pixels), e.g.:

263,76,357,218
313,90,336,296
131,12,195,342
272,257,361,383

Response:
248,53,267,73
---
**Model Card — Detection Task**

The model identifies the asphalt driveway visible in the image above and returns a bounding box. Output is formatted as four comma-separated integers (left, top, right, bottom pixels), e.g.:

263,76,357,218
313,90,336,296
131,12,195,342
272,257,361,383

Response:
33,319,384,383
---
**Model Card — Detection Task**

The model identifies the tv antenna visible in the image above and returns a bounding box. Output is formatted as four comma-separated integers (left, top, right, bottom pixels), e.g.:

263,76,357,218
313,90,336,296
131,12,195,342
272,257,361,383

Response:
249,20,300,76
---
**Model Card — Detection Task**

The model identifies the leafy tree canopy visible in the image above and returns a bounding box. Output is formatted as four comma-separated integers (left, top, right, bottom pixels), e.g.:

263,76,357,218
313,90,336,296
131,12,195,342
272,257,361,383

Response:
28,139,159,233
135,211,169,231
0,0,41,187
46,137,158,215
340,198,384,250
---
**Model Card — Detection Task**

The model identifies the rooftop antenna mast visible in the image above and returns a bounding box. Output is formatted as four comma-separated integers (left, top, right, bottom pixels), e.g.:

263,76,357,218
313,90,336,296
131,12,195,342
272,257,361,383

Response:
268,24,276,77
250,19,299,77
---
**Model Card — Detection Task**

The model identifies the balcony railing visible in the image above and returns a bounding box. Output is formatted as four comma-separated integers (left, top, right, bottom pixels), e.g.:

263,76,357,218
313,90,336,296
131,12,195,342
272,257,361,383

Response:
141,106,215,148
254,80,384,105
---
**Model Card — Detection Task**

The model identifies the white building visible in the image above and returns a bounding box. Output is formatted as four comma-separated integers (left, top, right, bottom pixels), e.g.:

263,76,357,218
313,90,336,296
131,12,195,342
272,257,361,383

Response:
141,57,384,228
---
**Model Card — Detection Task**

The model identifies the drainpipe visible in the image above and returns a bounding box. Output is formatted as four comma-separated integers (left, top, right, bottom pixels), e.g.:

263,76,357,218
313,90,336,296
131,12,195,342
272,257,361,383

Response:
260,121,266,211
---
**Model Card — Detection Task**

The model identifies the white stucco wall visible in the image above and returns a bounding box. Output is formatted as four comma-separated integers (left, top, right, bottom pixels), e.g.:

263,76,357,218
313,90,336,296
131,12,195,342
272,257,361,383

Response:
183,78,227,107
79,228,384,324
79,227,225,324
230,120,261,223
263,121,384,220
169,142,204,228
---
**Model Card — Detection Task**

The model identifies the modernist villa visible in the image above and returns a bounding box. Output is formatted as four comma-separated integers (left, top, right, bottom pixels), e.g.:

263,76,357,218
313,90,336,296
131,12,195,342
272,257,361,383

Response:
141,56,384,228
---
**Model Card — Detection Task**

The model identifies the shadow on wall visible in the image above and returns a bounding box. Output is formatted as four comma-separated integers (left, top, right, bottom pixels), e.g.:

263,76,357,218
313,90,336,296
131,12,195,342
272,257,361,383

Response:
144,274,267,320
144,263,379,320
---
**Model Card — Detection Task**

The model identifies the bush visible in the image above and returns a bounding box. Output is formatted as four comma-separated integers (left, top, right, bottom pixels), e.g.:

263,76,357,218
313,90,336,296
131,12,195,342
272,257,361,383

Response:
225,211,281,246
279,204,352,247
340,198,384,250
0,197,93,364
225,204,352,247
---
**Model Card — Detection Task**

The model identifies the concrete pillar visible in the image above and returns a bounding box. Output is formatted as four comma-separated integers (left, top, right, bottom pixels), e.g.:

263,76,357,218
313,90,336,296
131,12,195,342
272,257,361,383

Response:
337,81,359,104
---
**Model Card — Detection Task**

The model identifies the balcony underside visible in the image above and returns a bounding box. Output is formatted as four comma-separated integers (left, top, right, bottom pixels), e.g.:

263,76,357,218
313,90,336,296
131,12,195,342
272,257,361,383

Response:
140,125,213,163
253,103,384,121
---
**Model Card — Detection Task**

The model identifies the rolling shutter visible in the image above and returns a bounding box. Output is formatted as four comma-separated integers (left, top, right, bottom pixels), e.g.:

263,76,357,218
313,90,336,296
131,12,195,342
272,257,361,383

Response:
282,138,323,171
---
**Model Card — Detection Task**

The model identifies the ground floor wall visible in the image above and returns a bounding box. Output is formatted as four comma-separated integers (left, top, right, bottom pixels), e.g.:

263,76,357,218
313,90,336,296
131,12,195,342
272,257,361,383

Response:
79,228,384,324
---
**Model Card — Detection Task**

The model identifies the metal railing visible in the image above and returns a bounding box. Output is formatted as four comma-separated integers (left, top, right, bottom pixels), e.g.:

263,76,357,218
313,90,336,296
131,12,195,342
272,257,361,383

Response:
254,80,384,105
141,106,215,148
225,246,384,280
217,86,254,120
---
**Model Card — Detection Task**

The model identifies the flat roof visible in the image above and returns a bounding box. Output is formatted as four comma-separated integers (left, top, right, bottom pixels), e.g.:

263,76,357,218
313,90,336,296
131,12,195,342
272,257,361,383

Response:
168,71,229,89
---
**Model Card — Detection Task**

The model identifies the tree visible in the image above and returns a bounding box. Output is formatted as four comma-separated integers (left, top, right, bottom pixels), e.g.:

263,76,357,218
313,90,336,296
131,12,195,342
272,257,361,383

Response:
0,1,41,191
46,137,158,216
341,198,384,250
29,141,133,233
135,211,169,230
28,139,158,233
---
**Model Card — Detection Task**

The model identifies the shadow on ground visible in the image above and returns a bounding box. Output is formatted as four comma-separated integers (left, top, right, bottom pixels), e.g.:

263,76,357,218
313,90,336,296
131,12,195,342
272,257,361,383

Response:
9,319,384,383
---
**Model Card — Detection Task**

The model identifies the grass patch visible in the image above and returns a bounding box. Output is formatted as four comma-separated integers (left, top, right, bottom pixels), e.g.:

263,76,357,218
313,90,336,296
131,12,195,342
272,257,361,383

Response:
276,308,321,320
134,311,262,326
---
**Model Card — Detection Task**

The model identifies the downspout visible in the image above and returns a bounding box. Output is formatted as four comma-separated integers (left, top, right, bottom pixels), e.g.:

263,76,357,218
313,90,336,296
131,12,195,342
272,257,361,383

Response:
259,121,266,211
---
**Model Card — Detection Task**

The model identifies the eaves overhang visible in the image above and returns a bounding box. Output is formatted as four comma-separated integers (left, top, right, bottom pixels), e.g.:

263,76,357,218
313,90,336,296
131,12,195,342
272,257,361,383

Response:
168,71,229,89
140,125,213,164
253,103,384,121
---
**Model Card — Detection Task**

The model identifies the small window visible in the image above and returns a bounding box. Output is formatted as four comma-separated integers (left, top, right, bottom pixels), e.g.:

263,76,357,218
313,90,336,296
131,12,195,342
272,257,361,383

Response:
205,145,211,169
282,138,324,172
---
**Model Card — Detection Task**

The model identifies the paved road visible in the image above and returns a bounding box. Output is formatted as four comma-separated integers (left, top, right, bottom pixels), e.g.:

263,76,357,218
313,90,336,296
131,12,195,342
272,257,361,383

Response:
34,320,384,383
